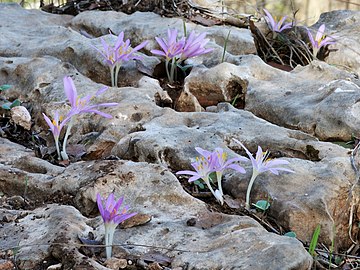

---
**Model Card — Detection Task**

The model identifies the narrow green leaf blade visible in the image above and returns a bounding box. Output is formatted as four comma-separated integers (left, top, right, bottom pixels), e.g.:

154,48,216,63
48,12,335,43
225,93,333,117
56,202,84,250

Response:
309,224,321,256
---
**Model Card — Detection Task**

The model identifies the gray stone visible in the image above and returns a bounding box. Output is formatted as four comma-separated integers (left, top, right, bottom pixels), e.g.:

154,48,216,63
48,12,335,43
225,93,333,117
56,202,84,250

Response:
311,10,360,76
179,55,360,141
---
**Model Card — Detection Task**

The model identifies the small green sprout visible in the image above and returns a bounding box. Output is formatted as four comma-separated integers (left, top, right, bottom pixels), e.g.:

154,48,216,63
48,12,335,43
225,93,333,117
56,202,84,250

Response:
0,84,21,110
284,231,297,238
309,224,321,257
252,200,270,211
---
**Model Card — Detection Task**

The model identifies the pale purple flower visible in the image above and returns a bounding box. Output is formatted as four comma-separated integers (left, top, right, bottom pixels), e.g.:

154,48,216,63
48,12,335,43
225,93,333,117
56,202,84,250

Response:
176,153,216,183
307,24,336,58
151,29,185,60
234,139,294,177
263,9,293,33
114,31,149,62
43,111,65,140
43,111,70,159
195,147,247,204
64,76,118,119
233,138,294,210
177,153,221,203
94,32,149,87
180,31,213,60
97,193,137,259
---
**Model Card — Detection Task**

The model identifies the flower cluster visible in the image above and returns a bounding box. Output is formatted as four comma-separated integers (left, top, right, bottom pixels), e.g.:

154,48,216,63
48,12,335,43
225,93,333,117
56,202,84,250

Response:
177,141,294,209
43,76,118,161
94,32,149,87
306,24,336,59
263,8,293,36
263,9,336,60
232,139,294,210
151,29,213,83
176,147,247,205
97,193,136,259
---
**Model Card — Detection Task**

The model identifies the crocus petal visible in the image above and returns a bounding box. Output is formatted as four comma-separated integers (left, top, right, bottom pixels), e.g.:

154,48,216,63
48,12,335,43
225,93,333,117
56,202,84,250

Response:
316,24,326,42
226,163,246,173
105,193,115,210
43,113,54,131
195,147,213,158
150,49,167,57
188,175,201,182
96,193,105,220
113,212,137,224
82,109,113,118
113,196,124,212
132,40,149,52
307,28,316,48
63,76,77,107
277,16,287,31
263,9,276,30
114,32,125,48
176,170,199,176
279,22,293,32
155,37,169,54
265,159,290,167
96,86,109,96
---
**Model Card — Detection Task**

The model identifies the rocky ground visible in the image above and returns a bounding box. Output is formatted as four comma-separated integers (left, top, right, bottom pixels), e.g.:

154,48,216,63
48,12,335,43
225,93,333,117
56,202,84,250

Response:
1,2,360,270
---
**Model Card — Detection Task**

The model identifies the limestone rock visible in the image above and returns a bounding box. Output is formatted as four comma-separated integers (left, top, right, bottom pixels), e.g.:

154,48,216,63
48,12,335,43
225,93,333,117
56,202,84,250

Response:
312,10,360,76
10,105,31,130
178,63,248,111
179,55,360,141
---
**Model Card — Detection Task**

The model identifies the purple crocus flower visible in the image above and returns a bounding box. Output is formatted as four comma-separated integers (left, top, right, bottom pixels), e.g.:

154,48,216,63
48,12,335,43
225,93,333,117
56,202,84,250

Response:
64,76,118,119
307,24,336,58
97,193,137,259
151,29,213,83
263,9,293,34
195,147,247,204
176,151,220,200
180,31,213,60
43,111,69,160
233,138,294,210
151,29,185,60
60,76,118,160
94,32,149,87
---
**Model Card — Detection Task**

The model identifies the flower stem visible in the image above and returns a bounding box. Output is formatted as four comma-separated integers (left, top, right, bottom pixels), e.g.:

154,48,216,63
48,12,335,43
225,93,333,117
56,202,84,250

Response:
165,59,171,83
204,177,218,201
110,66,115,87
61,117,74,161
55,138,61,161
216,171,223,196
245,172,258,210
114,63,121,88
170,57,176,84
105,224,115,259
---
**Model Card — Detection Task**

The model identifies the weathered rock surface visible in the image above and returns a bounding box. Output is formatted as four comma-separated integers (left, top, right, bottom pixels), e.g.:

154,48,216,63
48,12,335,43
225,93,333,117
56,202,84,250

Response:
181,56,360,141
313,10,360,76
1,3,360,270
0,148,313,269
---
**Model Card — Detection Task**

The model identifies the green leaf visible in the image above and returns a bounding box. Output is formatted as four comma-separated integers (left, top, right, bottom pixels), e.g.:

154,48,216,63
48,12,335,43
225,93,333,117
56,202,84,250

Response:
0,84,12,91
10,99,21,108
176,63,193,72
194,180,205,189
252,200,270,211
309,224,321,257
1,102,12,110
284,231,297,238
331,141,353,149
208,172,217,184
